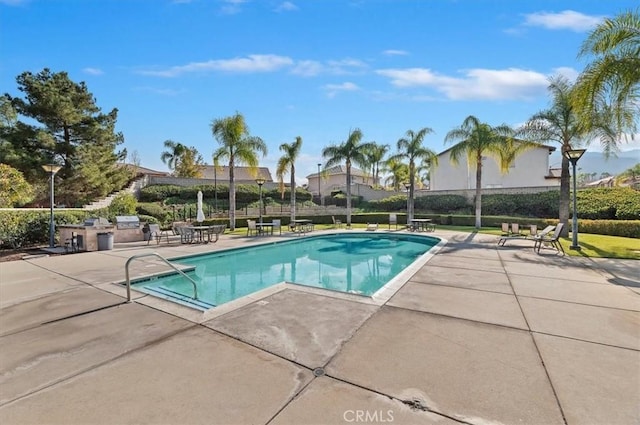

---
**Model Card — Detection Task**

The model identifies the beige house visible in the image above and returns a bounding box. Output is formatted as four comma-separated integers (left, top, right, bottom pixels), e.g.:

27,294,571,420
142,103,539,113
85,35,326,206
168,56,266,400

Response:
307,166,377,197
430,144,560,190
201,166,273,184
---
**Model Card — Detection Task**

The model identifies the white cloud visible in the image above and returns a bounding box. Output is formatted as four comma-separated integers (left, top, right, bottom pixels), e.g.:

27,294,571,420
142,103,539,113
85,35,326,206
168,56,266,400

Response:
376,67,550,100
323,82,359,98
523,10,604,32
138,54,294,77
220,0,248,15
382,49,409,56
291,60,324,77
275,1,298,12
290,58,368,77
82,67,104,76
551,67,580,82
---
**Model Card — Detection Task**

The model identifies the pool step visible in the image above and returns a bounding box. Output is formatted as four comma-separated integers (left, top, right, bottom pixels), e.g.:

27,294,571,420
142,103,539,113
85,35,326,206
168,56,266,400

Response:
145,286,216,310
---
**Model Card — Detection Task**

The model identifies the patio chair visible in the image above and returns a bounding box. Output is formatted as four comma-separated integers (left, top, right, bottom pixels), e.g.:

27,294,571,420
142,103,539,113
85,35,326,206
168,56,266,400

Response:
144,223,169,245
272,219,282,235
366,223,378,231
247,219,261,236
510,223,522,236
501,222,510,235
173,224,194,244
205,224,226,243
388,213,398,230
332,216,342,228
533,223,565,254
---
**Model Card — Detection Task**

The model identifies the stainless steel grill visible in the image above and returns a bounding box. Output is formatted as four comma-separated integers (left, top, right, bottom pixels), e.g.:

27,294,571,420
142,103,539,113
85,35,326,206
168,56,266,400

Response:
114,216,140,229
84,217,111,227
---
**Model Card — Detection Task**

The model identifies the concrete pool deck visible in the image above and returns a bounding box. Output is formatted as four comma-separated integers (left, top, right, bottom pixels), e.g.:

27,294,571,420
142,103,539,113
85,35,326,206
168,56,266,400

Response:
0,229,638,424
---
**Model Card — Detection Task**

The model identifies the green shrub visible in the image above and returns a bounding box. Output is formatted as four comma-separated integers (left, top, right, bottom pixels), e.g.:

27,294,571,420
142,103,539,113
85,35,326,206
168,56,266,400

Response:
576,219,640,238
365,195,407,211
136,203,170,224
576,187,640,220
415,194,469,213
108,193,137,216
0,210,87,248
481,191,560,217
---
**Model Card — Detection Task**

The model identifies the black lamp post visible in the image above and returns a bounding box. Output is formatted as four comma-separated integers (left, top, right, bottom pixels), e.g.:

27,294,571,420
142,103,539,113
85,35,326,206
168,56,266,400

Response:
317,163,322,206
403,181,411,225
256,177,265,223
214,165,218,212
42,164,62,248
563,148,586,250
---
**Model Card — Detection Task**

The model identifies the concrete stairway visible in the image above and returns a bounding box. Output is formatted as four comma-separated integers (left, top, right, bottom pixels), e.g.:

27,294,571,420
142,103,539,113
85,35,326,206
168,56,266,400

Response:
82,175,149,210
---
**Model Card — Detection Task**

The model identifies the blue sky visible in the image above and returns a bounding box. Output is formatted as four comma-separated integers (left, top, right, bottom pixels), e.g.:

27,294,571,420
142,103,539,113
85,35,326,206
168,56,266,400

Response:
1,0,638,183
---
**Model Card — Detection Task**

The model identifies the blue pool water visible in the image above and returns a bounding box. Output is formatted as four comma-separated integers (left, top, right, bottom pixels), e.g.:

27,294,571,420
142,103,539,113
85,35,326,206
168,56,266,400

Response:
132,233,439,309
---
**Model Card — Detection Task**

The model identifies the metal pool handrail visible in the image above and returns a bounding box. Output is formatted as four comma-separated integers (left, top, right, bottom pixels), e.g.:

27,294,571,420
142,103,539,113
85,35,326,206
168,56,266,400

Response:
125,252,198,302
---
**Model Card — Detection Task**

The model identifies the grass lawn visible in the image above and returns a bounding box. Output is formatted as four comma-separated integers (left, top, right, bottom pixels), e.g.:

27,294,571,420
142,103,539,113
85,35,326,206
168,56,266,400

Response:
225,223,639,260
439,225,640,260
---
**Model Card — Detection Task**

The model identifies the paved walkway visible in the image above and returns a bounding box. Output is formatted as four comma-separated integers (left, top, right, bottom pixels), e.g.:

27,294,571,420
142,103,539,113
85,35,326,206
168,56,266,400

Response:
0,229,638,425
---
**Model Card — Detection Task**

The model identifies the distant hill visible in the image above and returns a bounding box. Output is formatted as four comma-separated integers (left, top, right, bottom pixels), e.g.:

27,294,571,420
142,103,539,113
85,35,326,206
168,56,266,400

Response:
549,149,640,176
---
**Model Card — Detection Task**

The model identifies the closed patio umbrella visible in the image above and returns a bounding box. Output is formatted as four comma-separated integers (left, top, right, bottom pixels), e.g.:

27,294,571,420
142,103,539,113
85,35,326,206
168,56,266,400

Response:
196,190,205,222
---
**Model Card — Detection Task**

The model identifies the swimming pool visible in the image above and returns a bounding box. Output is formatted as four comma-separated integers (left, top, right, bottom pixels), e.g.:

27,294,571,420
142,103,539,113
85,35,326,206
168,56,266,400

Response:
131,233,441,310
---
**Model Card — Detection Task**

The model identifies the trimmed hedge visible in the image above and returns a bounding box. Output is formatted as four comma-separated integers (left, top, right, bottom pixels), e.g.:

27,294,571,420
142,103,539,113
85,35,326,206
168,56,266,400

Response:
576,187,640,220
0,210,87,248
139,184,313,204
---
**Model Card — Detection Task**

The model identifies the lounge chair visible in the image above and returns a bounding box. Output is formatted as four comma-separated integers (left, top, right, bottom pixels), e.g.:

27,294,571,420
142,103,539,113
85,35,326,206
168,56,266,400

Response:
533,223,565,254
389,213,398,230
498,224,554,247
366,223,378,231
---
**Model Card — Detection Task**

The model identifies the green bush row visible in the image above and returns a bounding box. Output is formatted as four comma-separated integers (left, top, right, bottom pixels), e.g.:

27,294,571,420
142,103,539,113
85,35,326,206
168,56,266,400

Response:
575,187,640,220
0,210,87,248
365,188,640,220
139,184,313,204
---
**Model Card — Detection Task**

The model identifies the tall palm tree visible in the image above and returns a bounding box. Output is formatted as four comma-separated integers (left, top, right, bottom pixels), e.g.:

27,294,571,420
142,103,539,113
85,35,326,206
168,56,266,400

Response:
211,112,267,231
574,8,640,149
276,136,303,223
518,76,587,236
445,116,514,229
388,128,437,223
365,143,390,188
322,128,374,227
160,140,186,173
382,157,409,191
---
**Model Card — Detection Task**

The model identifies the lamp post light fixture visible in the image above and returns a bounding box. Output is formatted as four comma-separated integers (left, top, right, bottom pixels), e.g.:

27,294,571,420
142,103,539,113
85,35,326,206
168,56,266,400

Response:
42,163,62,248
563,148,586,250
317,163,322,206
256,177,266,223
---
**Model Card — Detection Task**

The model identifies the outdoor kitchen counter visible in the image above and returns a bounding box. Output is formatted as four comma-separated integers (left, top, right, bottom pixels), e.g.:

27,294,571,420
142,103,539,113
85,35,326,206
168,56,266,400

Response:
58,224,115,252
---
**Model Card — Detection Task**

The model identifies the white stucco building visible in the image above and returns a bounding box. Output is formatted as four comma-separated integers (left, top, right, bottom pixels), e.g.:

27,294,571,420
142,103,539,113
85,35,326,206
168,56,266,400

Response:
307,166,376,197
430,144,560,190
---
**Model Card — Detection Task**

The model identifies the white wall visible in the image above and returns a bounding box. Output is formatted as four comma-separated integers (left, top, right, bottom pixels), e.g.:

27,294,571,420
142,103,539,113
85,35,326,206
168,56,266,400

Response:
308,173,370,196
431,147,558,190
